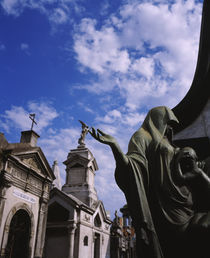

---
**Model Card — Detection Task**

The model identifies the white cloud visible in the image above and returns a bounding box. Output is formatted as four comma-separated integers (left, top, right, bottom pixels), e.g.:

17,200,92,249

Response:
49,7,69,24
40,127,79,161
28,101,59,131
20,43,30,55
73,0,202,111
20,43,29,50
0,43,6,51
2,106,30,132
39,127,80,184
95,109,146,128
131,57,155,78
122,112,146,127
77,101,95,114
100,1,110,16
0,101,58,133
74,18,131,74
1,0,25,16
0,0,79,25
96,109,122,124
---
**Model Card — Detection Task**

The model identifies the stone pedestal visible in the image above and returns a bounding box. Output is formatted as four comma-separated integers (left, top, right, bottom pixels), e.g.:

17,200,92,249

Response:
62,147,99,207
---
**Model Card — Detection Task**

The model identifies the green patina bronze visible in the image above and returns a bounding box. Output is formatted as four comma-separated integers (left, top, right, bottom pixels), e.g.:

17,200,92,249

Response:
90,106,210,257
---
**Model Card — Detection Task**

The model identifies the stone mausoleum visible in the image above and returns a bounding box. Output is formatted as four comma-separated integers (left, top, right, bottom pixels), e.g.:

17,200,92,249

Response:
44,138,112,258
0,130,55,258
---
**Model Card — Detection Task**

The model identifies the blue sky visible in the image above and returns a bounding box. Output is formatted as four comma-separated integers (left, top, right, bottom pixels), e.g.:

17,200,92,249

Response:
0,0,203,217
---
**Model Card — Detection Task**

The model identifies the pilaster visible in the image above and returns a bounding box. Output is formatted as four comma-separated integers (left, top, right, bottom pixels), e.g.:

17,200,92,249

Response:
34,199,48,258
68,223,77,258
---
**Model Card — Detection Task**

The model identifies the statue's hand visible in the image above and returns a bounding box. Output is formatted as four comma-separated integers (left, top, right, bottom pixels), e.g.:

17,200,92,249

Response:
89,128,117,146
89,127,128,166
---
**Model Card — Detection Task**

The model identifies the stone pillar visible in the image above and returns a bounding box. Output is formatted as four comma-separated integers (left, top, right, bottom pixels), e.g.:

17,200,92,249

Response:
0,154,12,228
34,200,48,258
68,223,77,258
0,171,12,228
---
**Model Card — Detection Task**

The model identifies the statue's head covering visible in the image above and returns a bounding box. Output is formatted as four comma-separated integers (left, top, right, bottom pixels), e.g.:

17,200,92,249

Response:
142,106,179,150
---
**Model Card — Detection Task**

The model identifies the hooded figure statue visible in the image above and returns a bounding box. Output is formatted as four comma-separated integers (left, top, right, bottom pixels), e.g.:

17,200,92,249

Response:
90,106,210,258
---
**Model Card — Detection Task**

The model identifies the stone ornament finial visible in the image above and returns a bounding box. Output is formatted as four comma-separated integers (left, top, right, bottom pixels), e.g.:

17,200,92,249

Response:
78,120,89,148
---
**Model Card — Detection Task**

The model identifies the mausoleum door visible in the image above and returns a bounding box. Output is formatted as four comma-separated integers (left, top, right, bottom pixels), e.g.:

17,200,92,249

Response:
5,209,31,258
94,233,100,258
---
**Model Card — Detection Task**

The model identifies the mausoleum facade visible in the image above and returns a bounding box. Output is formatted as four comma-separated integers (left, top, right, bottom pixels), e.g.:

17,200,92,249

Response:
44,144,111,258
0,130,55,258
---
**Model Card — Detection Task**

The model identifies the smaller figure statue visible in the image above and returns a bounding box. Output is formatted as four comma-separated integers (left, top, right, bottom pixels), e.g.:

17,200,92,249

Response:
175,147,210,211
114,210,119,225
78,120,89,147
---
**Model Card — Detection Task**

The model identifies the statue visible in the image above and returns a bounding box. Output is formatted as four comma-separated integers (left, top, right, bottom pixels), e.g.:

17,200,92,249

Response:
78,120,89,147
89,106,210,258
175,147,210,211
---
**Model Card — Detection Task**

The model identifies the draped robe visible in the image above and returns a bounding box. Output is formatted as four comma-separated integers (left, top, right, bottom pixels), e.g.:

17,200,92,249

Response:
115,106,196,257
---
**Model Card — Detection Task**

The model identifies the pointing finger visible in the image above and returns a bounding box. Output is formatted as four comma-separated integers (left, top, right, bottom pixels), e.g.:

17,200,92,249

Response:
97,129,106,136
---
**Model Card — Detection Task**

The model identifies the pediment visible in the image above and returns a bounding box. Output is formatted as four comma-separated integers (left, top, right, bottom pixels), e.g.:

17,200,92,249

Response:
67,156,89,168
21,157,41,170
68,154,89,163
13,150,55,180
70,162,84,168
64,154,98,171
18,153,45,176
93,201,112,224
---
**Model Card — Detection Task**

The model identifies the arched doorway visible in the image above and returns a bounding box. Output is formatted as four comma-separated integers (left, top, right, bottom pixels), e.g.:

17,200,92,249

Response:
5,209,31,258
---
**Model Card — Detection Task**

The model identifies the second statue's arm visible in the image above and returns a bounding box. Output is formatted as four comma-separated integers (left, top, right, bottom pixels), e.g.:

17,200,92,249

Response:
89,128,129,168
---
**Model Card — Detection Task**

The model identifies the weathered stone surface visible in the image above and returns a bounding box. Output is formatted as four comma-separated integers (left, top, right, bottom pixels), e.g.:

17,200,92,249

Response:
0,130,55,258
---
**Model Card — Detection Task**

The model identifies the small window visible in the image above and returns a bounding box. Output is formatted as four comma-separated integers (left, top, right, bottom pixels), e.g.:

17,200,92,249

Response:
84,236,88,246
94,214,101,228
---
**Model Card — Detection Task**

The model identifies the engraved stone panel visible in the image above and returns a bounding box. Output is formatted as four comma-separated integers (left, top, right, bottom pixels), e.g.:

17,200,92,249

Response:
22,157,42,174
29,176,42,189
12,168,27,181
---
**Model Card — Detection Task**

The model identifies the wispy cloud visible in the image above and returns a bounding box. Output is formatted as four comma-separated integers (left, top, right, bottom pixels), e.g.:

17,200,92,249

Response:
20,43,30,55
20,43,29,50
49,7,69,24
0,0,80,25
0,101,58,133
74,18,131,74
0,43,6,51
73,0,202,111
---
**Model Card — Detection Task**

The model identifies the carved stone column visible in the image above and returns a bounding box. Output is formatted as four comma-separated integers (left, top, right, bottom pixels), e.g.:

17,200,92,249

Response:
68,223,77,258
34,199,48,258
0,171,11,227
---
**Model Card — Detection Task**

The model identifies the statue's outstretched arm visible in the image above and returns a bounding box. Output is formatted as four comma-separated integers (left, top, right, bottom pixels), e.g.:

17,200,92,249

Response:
89,128,129,168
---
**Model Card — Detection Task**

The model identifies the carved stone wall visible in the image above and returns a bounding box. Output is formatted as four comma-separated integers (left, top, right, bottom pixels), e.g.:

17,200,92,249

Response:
0,149,54,258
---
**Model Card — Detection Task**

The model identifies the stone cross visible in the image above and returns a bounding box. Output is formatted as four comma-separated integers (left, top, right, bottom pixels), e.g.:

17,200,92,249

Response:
29,113,37,131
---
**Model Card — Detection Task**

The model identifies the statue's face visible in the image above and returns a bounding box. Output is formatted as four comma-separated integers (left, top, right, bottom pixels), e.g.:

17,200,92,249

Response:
178,147,197,173
164,124,173,142
179,147,197,160
167,119,178,128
